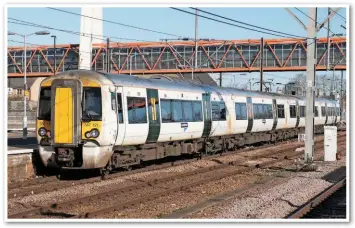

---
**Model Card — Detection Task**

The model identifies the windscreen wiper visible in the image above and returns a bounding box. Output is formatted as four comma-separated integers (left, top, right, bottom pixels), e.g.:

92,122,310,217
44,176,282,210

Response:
83,109,93,121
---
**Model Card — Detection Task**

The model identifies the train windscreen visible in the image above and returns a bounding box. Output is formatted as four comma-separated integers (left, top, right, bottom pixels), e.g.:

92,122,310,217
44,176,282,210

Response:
38,87,51,120
82,87,102,121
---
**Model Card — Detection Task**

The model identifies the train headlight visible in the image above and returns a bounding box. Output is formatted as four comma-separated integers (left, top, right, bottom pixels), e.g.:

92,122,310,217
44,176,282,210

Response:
85,131,91,138
85,129,100,138
38,127,47,137
90,129,100,138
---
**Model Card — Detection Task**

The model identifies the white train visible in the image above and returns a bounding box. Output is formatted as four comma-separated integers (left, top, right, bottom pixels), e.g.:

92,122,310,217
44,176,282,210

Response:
36,70,340,174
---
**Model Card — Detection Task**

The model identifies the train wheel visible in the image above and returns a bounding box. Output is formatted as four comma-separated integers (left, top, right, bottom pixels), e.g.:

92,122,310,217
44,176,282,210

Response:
100,167,111,179
56,169,68,180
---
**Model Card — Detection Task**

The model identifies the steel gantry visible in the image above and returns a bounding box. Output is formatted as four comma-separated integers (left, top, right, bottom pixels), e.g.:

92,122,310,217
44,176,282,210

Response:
7,37,346,77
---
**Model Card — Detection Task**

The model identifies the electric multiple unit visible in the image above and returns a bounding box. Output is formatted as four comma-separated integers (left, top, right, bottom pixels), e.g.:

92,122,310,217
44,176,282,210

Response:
36,70,340,174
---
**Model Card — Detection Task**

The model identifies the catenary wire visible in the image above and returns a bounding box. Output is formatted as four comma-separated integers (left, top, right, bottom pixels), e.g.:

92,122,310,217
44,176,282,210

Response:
47,7,188,39
190,7,308,39
8,18,150,42
170,7,304,39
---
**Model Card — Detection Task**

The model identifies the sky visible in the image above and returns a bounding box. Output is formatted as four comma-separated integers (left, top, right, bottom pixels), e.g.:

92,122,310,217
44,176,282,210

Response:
7,7,347,91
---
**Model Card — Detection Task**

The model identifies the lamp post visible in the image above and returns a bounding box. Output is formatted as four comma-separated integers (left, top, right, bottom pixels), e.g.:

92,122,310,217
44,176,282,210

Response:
8,30,50,139
113,52,149,75
51,35,57,75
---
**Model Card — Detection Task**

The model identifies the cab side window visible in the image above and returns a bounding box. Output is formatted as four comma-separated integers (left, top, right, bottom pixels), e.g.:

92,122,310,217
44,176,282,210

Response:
117,93,123,123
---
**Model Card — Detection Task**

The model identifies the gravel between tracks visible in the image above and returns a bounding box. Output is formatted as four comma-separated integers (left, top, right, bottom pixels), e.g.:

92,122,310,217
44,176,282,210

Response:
97,174,264,219
8,143,284,215
188,147,346,219
8,134,346,219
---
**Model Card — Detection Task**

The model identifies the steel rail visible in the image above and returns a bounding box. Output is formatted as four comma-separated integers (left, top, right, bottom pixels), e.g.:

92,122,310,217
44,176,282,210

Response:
74,147,326,219
8,142,309,219
7,135,305,198
286,177,346,219
8,136,346,219
8,132,346,199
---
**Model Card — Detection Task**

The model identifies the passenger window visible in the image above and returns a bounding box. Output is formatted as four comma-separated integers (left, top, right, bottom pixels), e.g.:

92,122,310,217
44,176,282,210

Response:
235,103,247,120
127,97,147,124
253,104,258,119
300,106,306,117
290,105,296,118
277,104,285,118
262,104,268,117
117,93,123,123
172,100,183,122
240,103,247,120
162,99,203,123
258,104,263,119
192,101,203,121
265,104,273,119
258,104,262,119
252,103,272,119
321,107,326,116
212,102,220,121
182,101,193,122
161,99,172,122
315,106,319,117
212,101,226,121
220,102,226,120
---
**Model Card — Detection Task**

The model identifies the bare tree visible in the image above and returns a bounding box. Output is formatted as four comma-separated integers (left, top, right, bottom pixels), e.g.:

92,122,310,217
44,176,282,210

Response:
289,73,307,88
287,73,344,97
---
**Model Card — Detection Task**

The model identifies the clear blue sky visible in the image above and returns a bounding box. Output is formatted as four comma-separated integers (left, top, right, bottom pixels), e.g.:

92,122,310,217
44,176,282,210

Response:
7,7,347,90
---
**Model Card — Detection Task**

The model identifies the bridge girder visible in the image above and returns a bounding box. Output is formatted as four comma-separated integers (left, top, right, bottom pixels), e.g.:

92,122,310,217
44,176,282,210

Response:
8,37,346,77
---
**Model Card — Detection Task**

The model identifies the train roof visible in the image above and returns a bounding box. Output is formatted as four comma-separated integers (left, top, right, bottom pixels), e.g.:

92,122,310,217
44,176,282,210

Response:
54,70,337,104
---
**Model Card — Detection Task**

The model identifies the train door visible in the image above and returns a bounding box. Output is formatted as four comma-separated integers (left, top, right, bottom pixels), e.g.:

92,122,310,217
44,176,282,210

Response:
332,103,336,124
246,97,253,133
115,86,126,145
296,100,300,128
146,88,161,143
325,103,328,125
335,103,338,124
272,99,277,131
51,79,81,146
202,93,212,138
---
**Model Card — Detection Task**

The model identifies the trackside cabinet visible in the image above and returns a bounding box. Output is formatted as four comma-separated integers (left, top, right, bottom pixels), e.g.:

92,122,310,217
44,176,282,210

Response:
324,126,337,161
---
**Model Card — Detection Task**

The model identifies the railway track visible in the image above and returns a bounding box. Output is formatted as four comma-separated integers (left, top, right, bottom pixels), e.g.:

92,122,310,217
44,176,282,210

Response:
161,144,347,219
8,132,345,200
287,178,346,219
302,185,346,219
6,137,305,199
8,134,346,219
287,167,347,219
